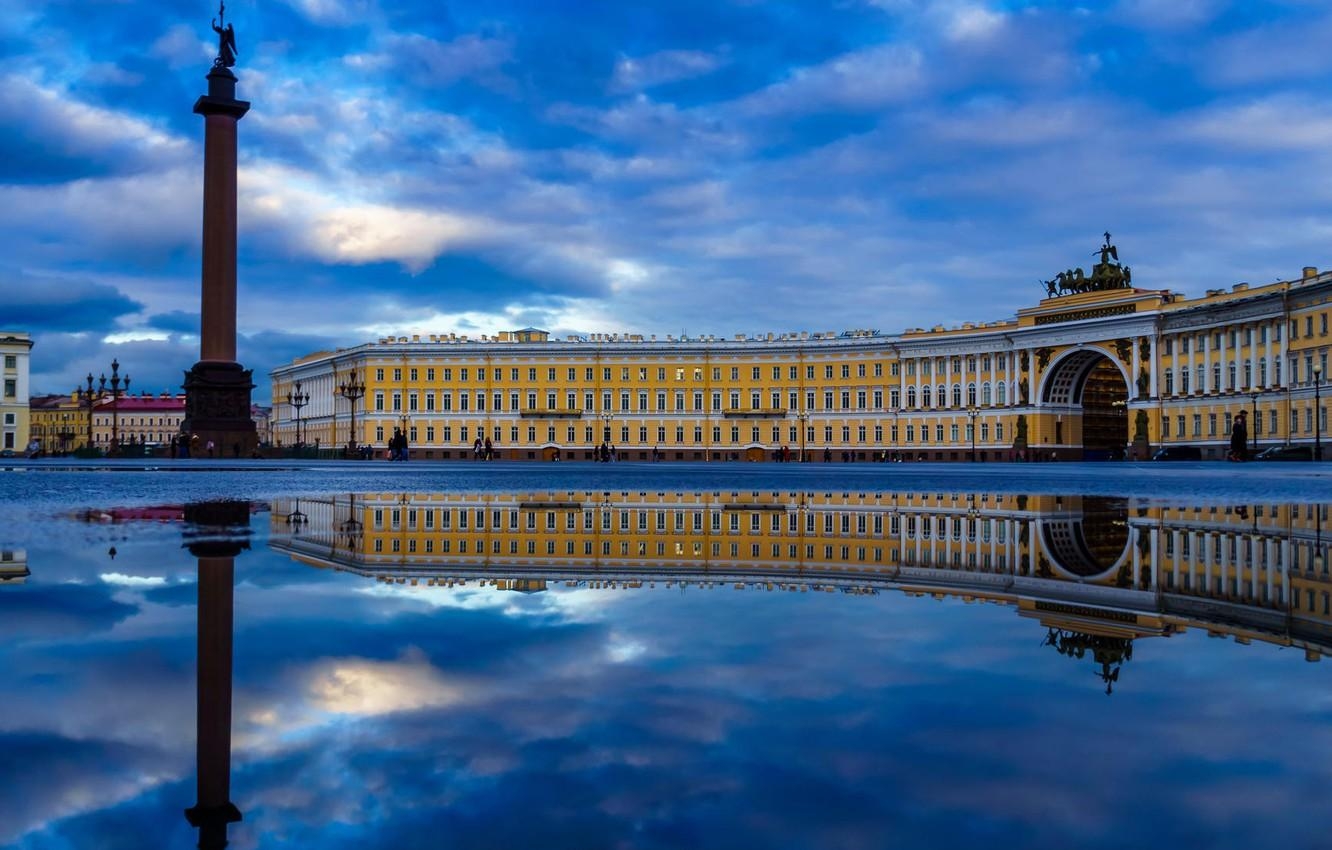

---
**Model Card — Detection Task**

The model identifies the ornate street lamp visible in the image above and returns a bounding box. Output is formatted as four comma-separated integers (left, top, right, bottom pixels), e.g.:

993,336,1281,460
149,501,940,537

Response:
1249,390,1260,455
100,360,130,455
967,406,978,462
795,409,810,462
1314,364,1323,462
599,411,614,443
286,380,309,451
338,369,366,453
74,373,99,451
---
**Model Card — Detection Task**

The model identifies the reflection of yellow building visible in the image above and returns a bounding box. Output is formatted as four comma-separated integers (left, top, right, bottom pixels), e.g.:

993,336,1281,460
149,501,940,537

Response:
1,332,33,453
271,492,1332,663
270,255,1332,461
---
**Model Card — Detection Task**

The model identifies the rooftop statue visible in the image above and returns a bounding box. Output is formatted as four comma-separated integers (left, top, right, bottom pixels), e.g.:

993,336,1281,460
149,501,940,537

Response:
212,2,237,68
1040,232,1133,297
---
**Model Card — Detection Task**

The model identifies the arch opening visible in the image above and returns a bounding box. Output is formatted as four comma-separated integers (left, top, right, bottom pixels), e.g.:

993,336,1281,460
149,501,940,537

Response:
1042,350,1130,460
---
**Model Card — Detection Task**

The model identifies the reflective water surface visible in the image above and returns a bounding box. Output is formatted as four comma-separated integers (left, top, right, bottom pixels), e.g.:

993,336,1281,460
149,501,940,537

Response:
2,486,1330,849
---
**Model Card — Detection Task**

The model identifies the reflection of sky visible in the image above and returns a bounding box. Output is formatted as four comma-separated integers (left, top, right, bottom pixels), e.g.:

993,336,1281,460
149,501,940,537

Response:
2,509,1330,850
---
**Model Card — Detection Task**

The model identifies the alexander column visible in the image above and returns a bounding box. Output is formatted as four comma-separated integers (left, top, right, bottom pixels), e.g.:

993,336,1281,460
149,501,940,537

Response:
182,2,256,455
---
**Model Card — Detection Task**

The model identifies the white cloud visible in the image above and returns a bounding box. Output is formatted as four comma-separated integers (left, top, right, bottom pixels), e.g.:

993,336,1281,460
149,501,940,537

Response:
610,49,726,92
282,0,379,26
349,33,513,88
149,23,212,68
946,5,1008,42
305,649,466,716
1177,96,1332,151
738,44,926,116
1115,0,1226,30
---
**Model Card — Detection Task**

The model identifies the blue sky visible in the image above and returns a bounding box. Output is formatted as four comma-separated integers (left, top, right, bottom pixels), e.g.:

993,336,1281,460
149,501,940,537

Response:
3,0,1332,399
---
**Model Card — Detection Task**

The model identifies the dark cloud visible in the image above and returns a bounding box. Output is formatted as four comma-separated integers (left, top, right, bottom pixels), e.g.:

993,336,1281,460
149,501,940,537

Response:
0,271,143,333
144,310,199,335
0,584,138,640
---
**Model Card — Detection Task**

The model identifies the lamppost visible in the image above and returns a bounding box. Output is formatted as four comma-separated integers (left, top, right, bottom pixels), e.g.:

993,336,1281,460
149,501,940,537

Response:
795,409,810,462
100,359,130,455
1249,390,1260,455
599,411,614,443
967,406,978,462
74,373,100,451
338,368,366,453
286,380,309,452
1314,364,1323,462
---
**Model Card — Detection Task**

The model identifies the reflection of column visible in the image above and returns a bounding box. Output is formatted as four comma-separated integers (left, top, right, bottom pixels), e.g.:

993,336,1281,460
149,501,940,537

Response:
1265,539,1275,605
1131,528,1141,588
1204,534,1215,596
1219,535,1230,598
186,554,241,849
1171,529,1181,591
183,502,250,849
1149,527,1160,591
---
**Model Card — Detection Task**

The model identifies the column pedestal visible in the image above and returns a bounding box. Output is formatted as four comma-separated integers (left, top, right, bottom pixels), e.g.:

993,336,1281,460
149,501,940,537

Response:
182,361,257,456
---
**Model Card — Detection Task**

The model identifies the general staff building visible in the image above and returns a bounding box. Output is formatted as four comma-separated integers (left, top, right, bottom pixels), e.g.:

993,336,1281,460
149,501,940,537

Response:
270,253,1331,461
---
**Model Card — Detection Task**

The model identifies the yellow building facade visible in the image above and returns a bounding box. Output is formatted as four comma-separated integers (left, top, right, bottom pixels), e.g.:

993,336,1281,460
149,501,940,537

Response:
1,332,33,453
28,394,85,454
270,254,1332,461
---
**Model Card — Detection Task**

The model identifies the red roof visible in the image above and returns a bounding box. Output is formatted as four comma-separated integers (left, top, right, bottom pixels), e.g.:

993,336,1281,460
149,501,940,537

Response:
103,395,186,412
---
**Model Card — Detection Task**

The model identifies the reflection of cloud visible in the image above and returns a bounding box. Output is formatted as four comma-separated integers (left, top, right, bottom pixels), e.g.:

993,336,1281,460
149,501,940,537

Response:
305,648,466,716
99,573,168,587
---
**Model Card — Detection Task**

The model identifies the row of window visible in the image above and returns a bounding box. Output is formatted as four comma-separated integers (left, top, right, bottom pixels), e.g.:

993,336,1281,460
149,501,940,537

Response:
360,356,1024,387
1162,323,1283,355
368,506,1014,540
372,362,891,385
368,383,1014,413
1161,406,1328,438
365,420,1007,447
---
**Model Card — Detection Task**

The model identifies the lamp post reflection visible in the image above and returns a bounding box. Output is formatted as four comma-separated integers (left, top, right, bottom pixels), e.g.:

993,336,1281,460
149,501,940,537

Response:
339,494,364,555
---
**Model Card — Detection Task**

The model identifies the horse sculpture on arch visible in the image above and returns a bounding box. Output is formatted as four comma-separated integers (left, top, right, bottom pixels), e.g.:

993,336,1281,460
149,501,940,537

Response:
1040,233,1134,298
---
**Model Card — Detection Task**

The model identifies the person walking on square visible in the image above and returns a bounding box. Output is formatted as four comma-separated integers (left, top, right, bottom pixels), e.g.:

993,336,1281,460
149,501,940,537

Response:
1230,410,1248,461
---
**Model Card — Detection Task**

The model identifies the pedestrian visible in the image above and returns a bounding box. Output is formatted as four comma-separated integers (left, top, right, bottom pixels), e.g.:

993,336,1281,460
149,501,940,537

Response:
484,437,494,460
206,439,215,458
1230,410,1248,461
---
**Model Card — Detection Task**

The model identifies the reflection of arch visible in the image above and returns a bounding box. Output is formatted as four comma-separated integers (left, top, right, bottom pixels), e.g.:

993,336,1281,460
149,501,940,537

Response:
1039,498,1131,580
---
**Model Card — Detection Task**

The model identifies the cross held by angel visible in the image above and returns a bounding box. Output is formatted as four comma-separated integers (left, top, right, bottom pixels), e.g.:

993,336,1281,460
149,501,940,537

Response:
212,3,237,68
